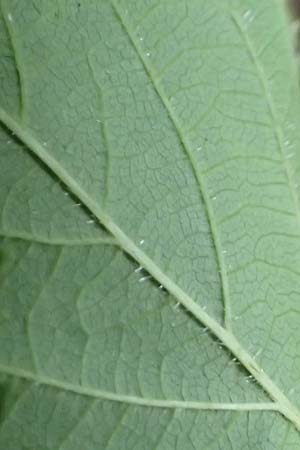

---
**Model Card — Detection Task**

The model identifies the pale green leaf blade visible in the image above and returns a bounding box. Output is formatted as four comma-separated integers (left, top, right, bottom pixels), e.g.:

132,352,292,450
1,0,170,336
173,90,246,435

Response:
1,0,300,448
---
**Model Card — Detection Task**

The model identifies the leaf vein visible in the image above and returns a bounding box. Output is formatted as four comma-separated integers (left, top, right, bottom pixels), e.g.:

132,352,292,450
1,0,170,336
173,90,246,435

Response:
231,11,300,227
110,0,232,331
0,364,280,412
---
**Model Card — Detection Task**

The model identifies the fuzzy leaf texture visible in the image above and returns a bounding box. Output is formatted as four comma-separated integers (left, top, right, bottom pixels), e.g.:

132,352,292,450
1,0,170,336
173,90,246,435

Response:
1,0,300,448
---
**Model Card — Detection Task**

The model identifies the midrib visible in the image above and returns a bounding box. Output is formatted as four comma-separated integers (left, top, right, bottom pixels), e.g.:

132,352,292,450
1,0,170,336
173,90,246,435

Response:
1,107,300,431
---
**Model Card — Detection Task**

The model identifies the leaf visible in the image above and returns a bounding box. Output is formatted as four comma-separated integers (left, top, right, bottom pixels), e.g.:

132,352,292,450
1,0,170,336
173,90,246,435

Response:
1,0,300,448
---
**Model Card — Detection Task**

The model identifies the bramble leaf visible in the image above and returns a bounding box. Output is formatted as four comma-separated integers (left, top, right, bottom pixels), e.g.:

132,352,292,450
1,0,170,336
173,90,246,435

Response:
1,0,300,448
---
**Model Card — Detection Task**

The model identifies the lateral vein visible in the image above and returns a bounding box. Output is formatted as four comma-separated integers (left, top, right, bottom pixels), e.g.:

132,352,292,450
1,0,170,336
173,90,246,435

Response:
0,0,26,120
0,230,118,247
110,1,232,331
231,12,300,227
0,364,279,412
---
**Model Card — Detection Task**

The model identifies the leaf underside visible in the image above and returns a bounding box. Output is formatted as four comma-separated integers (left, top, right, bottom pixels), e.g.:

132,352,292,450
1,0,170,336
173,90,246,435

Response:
1,0,300,448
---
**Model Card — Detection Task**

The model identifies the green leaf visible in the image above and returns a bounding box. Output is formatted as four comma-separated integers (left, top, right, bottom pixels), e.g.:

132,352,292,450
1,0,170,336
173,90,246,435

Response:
1,0,300,448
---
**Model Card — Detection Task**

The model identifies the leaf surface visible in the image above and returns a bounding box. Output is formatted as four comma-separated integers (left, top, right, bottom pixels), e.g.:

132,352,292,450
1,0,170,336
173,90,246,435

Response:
1,0,300,448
